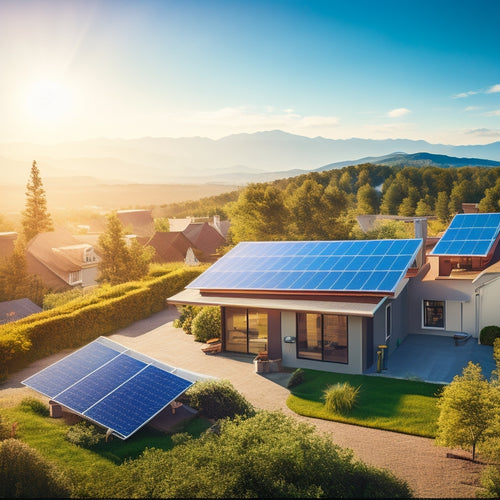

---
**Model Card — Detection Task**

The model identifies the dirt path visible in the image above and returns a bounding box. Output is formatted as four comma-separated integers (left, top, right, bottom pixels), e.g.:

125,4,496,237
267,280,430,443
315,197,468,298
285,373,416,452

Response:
0,307,488,498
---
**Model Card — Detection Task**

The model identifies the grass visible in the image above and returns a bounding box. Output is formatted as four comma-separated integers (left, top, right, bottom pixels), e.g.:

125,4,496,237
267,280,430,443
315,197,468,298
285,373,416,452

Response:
287,369,443,437
1,399,212,496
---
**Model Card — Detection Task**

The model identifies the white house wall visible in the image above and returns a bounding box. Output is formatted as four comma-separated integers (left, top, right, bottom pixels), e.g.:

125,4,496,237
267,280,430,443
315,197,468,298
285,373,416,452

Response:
476,276,500,332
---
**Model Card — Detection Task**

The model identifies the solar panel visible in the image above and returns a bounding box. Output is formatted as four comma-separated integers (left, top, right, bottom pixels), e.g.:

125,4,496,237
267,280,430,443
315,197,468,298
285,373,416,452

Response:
22,337,195,439
430,213,500,257
187,239,422,294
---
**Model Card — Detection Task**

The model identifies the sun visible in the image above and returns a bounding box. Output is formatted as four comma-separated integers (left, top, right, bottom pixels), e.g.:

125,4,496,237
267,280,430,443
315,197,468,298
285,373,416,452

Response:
25,79,73,124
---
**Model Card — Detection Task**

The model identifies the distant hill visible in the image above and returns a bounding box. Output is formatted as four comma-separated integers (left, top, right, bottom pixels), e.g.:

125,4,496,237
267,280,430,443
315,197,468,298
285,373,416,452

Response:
1,131,500,185
316,151,500,172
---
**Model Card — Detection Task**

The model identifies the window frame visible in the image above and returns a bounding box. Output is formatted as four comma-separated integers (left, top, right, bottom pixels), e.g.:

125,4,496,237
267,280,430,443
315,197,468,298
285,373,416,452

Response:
422,300,445,329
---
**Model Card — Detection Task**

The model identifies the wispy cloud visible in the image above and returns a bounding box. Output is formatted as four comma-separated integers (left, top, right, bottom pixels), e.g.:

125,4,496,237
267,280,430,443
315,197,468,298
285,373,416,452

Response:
484,109,500,116
387,108,411,118
453,90,478,99
466,128,500,138
464,106,480,111
486,84,500,94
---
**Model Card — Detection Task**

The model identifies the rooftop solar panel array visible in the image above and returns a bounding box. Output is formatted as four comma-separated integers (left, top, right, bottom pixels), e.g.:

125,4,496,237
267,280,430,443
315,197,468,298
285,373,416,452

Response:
22,337,194,439
187,239,422,294
430,213,500,257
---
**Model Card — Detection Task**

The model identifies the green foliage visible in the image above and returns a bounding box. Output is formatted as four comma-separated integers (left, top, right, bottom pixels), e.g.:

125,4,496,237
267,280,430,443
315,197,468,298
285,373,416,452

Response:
19,397,49,417
173,304,202,334
98,212,154,285
21,160,54,242
323,382,361,414
0,266,204,375
65,421,104,448
287,367,305,388
43,288,84,310
0,414,10,441
479,465,500,498
480,325,500,346
191,306,221,342
436,362,498,461
185,379,256,420
0,439,71,498
154,217,170,232
356,183,379,214
117,411,412,498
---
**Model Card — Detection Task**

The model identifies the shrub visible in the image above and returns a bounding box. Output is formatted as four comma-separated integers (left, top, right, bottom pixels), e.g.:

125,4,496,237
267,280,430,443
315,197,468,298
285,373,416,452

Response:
19,397,50,417
191,306,221,343
65,421,104,448
185,379,255,420
287,368,305,389
480,325,500,346
173,305,202,334
0,414,10,441
323,382,361,414
0,439,72,498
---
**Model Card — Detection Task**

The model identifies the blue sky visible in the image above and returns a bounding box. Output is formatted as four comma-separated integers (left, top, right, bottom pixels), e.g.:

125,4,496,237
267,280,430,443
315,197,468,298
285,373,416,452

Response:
1,0,499,144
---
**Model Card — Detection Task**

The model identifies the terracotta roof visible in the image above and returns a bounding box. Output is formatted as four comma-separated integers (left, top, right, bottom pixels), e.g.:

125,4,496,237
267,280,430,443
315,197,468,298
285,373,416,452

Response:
117,209,154,237
182,222,226,257
138,232,198,263
0,298,42,325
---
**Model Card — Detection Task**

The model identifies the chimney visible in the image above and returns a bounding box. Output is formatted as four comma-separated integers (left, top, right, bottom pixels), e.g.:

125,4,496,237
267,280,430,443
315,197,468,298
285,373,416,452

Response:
413,218,427,268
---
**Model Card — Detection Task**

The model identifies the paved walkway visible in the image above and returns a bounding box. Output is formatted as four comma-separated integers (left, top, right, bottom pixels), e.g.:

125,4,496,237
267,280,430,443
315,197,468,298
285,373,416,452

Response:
0,306,488,498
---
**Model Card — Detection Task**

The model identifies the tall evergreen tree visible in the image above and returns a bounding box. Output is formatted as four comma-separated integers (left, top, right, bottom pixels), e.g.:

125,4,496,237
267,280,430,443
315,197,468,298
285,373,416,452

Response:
22,161,53,242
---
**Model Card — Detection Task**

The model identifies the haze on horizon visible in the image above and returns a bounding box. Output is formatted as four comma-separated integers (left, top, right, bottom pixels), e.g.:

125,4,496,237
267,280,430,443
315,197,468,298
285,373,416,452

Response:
1,0,499,147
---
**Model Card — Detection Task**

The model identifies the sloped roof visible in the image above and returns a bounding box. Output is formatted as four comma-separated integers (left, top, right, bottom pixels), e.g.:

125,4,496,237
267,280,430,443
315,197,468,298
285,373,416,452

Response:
139,232,195,263
0,298,42,325
117,209,154,237
182,222,226,256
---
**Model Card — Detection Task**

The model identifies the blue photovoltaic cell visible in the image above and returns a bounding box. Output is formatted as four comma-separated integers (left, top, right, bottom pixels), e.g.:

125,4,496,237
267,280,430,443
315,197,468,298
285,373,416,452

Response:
84,366,192,439
186,239,422,294
21,341,119,398
431,213,500,256
22,338,194,440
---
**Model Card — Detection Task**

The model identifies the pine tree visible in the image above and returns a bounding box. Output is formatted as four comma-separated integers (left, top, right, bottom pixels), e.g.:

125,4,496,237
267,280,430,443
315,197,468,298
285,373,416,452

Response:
22,161,53,242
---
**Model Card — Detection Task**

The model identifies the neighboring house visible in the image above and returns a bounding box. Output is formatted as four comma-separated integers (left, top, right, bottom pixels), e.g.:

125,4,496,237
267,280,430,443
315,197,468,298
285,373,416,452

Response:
137,232,200,264
117,209,155,237
168,213,500,375
182,221,226,261
27,229,101,291
0,298,42,325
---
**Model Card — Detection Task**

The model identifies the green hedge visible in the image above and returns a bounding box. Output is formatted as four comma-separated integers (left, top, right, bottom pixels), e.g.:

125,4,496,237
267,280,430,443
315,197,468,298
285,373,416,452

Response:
480,325,500,346
0,266,206,376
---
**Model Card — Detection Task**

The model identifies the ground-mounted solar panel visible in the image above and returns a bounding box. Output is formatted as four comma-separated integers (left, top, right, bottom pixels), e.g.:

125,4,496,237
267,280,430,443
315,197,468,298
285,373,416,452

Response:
431,213,500,257
22,337,195,439
186,239,422,294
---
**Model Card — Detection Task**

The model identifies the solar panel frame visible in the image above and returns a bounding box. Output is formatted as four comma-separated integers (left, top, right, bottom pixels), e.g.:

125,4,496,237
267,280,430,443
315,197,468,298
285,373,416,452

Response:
22,337,195,440
187,239,422,294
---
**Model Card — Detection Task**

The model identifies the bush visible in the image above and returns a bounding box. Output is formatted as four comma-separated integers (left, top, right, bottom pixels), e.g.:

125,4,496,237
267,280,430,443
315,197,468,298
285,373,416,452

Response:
323,382,361,414
0,414,10,441
287,368,305,389
185,379,255,420
173,305,202,334
0,439,71,498
480,325,500,346
65,421,104,448
19,397,50,417
191,306,221,343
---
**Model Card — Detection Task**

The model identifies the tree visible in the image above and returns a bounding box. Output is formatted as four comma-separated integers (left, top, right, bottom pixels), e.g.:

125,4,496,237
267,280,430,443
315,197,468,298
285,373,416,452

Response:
117,411,412,498
98,212,154,285
436,362,497,461
154,217,170,232
228,183,289,243
398,187,420,216
414,197,434,217
479,178,500,213
356,183,379,214
435,191,450,223
380,179,406,215
21,161,53,242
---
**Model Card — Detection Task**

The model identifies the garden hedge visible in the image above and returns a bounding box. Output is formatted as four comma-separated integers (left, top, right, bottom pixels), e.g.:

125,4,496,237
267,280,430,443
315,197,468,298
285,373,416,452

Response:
0,266,205,378
480,325,500,346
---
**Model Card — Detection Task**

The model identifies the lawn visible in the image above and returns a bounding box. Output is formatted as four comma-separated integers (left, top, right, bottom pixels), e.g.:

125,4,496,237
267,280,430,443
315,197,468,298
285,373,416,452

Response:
287,369,443,437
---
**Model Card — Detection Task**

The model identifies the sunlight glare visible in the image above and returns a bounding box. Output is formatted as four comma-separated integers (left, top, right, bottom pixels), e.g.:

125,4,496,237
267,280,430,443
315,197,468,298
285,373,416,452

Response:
24,79,73,123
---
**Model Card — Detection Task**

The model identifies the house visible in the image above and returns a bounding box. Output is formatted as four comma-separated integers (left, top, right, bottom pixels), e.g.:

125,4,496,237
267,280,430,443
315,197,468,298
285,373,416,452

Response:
182,221,226,261
27,229,101,291
169,238,423,375
168,213,500,375
0,298,42,325
116,209,155,237
137,232,200,264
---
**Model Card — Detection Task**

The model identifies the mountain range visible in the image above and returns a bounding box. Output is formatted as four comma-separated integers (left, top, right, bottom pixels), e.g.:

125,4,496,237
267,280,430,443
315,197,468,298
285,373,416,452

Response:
2,130,500,185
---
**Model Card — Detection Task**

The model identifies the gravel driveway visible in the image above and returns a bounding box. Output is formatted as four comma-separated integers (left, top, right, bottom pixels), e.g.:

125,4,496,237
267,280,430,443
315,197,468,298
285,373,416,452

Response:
0,306,487,498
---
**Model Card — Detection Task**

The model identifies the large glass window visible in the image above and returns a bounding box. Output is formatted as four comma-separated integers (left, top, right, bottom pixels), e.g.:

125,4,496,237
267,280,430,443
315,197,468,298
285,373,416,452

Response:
225,308,268,354
423,300,445,329
297,313,348,364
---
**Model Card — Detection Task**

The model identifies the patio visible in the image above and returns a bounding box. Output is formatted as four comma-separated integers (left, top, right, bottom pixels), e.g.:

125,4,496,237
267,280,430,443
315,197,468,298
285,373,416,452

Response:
366,334,496,384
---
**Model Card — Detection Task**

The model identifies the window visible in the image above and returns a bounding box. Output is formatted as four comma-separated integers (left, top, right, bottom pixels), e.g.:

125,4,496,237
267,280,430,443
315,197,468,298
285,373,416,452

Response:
385,304,392,341
224,308,268,354
297,313,348,364
69,270,82,285
423,300,445,329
